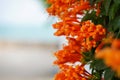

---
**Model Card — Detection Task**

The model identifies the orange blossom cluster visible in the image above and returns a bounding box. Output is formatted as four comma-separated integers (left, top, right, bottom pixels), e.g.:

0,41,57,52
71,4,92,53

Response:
47,0,105,80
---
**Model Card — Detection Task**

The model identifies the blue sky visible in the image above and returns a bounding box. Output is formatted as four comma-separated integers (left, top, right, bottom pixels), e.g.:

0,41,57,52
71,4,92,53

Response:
0,0,47,25
0,0,57,42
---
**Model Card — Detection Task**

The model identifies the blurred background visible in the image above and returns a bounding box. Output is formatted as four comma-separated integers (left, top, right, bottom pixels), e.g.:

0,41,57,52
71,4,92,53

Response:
0,0,59,80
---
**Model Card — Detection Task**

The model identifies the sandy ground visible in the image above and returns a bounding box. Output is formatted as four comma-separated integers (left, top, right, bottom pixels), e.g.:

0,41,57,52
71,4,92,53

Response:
0,42,58,80
0,77,53,80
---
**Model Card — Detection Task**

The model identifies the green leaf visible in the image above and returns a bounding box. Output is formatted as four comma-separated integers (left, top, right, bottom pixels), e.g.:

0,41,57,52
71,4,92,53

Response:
104,0,112,15
90,0,95,6
114,0,120,4
82,52,93,63
104,68,115,80
89,0,102,5
110,16,120,31
109,3,120,21
91,60,107,71
95,0,102,3
40,0,51,7
91,72,102,80
82,48,96,63
81,11,96,22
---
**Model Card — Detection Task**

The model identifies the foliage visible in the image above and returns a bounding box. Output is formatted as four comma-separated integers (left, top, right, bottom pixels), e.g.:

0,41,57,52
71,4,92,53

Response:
39,0,50,7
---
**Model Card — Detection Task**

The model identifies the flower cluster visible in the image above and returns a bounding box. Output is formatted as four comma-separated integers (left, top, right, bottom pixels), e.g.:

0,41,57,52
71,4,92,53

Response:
46,0,120,79
47,0,91,18
54,20,106,51
53,20,106,79
55,64,91,80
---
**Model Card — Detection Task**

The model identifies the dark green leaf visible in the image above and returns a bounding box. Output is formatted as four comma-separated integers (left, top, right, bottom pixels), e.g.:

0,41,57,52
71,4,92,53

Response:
89,0,102,5
40,0,51,7
81,11,96,22
90,0,95,6
104,68,115,80
91,60,107,71
114,0,120,4
91,72,102,80
110,16,120,31
82,52,93,63
82,48,96,63
95,0,102,3
104,0,112,15
109,3,120,21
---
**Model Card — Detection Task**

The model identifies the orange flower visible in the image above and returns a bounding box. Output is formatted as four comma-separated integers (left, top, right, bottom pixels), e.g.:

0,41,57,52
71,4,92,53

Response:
77,20,106,51
53,20,80,36
53,20,106,80
55,64,91,80
95,39,120,76
54,20,106,65
54,37,82,65
112,39,120,49
95,34,114,53
54,49,82,64
47,0,91,18
47,0,107,79
96,2,101,16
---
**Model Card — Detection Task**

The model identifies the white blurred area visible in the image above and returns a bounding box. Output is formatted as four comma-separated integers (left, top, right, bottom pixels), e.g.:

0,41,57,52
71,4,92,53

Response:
0,0,58,80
